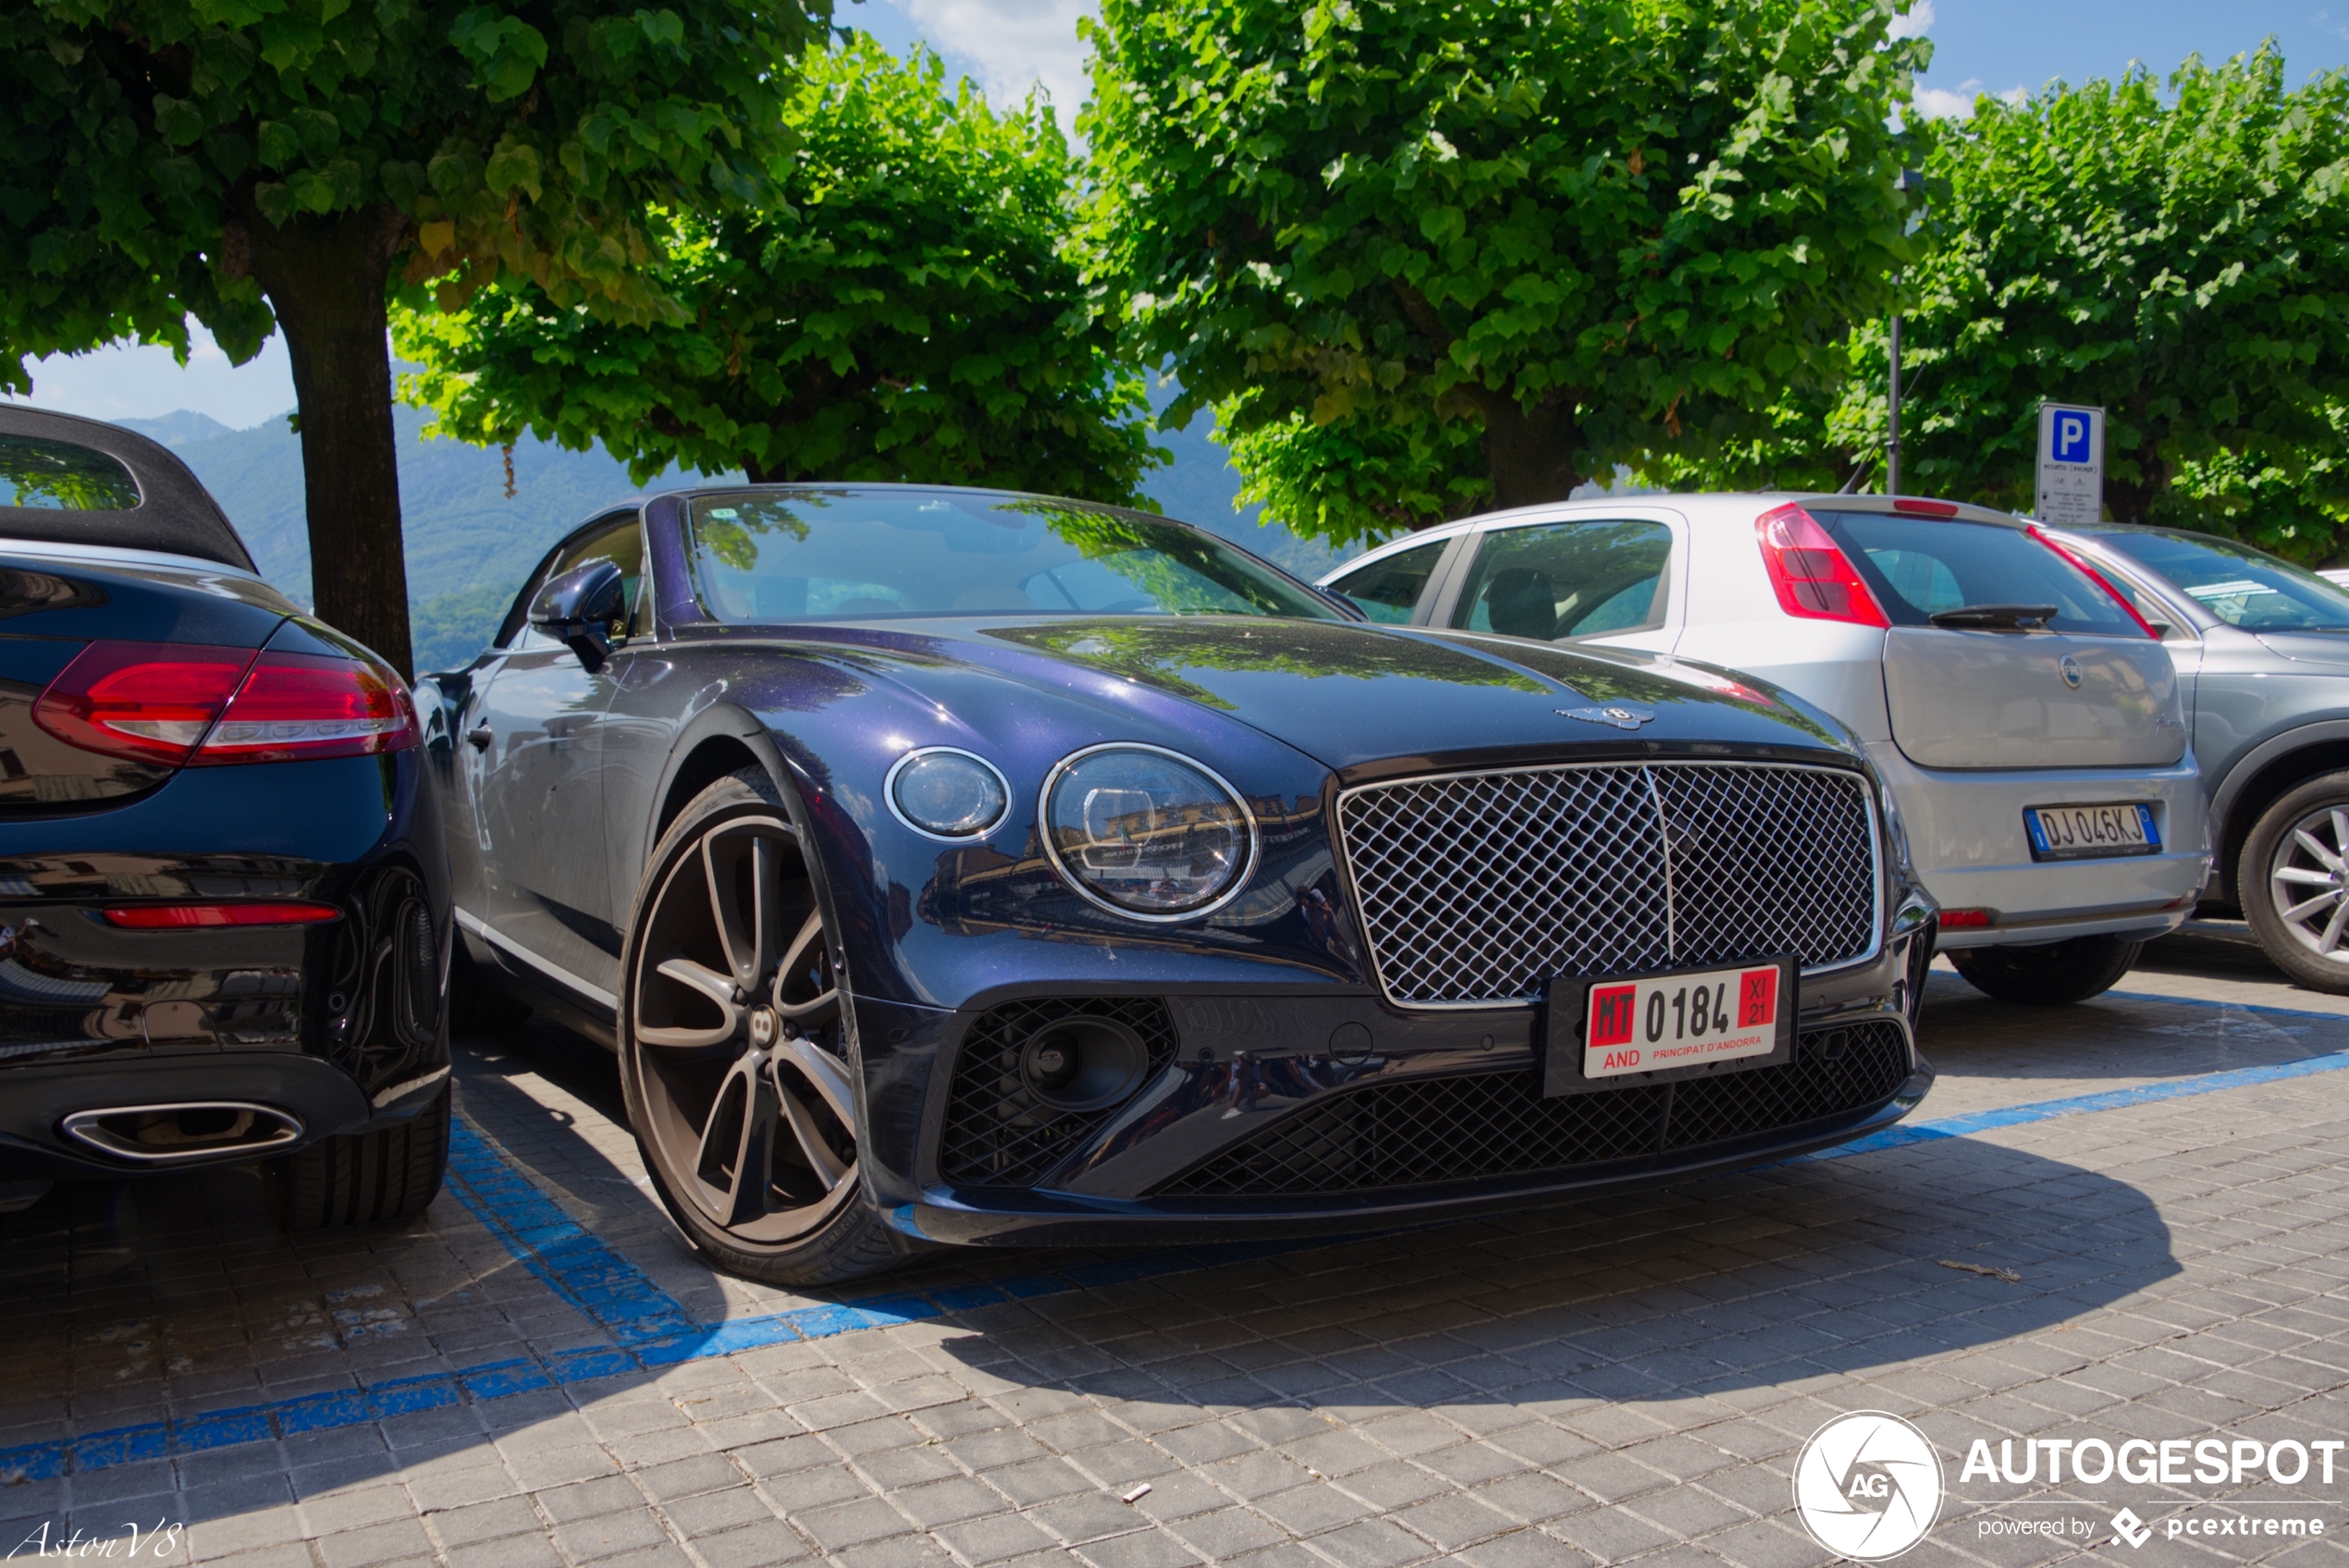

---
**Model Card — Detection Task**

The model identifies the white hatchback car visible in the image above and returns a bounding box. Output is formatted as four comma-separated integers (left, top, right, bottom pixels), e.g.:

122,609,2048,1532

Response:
1320,493,2212,1004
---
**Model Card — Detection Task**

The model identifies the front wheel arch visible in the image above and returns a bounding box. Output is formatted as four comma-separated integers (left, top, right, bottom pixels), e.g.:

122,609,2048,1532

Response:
618,765,906,1285
2214,733,2349,902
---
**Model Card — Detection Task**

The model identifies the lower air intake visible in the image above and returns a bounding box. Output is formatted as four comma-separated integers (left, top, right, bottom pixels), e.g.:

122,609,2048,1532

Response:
939,997,1178,1188
1157,1021,1910,1199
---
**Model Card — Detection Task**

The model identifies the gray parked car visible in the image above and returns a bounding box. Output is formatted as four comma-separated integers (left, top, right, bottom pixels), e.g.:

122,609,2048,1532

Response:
2049,525,2349,991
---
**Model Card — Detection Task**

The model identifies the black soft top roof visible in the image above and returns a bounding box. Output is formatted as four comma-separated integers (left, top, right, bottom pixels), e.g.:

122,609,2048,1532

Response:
0,405,256,571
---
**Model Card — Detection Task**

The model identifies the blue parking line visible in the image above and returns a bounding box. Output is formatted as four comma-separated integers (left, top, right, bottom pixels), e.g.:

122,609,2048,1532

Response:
443,1119,706,1354
6,1033,2349,1487
1809,1048,2349,1162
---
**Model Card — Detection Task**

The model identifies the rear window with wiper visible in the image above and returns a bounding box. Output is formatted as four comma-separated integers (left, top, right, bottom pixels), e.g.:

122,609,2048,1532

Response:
1808,510,2139,633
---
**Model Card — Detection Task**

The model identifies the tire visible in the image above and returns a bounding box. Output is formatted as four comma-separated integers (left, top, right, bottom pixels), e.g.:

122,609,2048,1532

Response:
279,1085,450,1230
1948,935,2144,1006
2241,769,2349,994
619,767,905,1287
449,936,532,1035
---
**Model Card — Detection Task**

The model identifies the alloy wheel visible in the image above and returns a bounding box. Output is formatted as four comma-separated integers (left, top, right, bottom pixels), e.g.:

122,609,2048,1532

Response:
629,810,859,1243
2267,802,2349,965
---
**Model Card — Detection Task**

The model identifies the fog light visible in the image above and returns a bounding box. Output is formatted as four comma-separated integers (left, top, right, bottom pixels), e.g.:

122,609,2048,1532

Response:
1018,1017,1149,1111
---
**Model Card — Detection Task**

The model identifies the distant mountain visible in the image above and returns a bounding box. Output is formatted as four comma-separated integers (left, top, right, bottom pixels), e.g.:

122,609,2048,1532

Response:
117,395,1370,674
1139,391,1352,582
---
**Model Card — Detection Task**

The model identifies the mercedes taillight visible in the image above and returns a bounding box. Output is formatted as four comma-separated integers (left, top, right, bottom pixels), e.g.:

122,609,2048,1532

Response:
34,642,418,768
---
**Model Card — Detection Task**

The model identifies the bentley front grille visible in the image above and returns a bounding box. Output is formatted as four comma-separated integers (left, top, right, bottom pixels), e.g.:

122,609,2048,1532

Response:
1157,1020,1911,1199
1337,760,1879,1008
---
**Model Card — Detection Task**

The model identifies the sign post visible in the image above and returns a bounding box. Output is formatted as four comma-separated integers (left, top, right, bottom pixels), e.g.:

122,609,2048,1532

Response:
2034,403,2105,524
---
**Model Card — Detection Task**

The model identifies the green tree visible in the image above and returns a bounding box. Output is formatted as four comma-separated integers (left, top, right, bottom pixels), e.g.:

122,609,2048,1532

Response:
1833,49,2349,556
397,38,1160,504
0,0,830,675
1081,0,1929,545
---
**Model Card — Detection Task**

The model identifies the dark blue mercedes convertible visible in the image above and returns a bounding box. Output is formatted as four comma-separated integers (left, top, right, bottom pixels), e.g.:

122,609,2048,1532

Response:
422,485,1937,1284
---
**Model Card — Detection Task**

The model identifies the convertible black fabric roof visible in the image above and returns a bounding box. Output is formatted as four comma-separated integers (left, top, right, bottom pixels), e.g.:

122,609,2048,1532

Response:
0,405,256,571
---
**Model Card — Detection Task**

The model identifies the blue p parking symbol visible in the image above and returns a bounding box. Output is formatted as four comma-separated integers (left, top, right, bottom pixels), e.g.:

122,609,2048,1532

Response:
2052,410,2093,463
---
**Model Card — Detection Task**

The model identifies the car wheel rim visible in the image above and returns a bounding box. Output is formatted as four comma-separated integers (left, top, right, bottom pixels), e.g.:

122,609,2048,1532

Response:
2268,802,2349,964
630,810,857,1244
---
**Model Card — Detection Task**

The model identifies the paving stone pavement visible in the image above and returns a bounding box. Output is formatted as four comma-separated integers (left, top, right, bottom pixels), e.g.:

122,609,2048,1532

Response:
1,938,2346,1566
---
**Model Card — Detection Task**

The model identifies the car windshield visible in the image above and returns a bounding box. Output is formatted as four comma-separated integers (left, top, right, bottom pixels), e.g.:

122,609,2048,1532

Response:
683,489,1342,623
2083,527,2349,631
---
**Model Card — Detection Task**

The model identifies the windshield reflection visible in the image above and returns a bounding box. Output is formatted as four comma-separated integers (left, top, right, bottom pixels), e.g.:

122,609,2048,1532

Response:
2091,526,2349,631
684,488,1341,624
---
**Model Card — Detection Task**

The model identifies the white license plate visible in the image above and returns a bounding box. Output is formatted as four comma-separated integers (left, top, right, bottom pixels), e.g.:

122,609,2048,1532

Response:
2024,802,2159,861
1582,962,1785,1079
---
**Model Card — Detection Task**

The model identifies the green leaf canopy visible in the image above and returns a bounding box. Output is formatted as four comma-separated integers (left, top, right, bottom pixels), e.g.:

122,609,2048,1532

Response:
397,37,1163,505
1080,0,1929,545
1836,48,2349,559
0,0,830,675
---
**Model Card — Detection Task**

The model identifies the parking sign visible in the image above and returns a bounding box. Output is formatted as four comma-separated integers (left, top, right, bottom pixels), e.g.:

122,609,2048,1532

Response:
2035,403,2104,524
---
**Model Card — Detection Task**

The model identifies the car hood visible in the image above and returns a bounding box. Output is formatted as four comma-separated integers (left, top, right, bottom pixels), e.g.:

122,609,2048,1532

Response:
705,615,1859,773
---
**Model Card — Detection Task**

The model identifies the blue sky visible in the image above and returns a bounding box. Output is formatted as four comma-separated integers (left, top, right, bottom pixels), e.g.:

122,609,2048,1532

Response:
11,0,2343,430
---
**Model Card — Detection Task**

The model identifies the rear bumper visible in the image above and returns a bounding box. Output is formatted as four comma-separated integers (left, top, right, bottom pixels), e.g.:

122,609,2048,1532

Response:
1867,743,2211,949
0,753,449,1176
0,1053,447,1180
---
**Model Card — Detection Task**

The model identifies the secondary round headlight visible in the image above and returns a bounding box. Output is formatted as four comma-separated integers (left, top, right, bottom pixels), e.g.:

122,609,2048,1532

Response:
887,748,1009,839
1041,745,1257,919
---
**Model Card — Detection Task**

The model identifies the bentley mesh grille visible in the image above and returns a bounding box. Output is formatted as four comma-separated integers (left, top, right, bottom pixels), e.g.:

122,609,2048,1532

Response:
1338,761,1877,1007
1158,1021,1909,1198
938,998,1177,1188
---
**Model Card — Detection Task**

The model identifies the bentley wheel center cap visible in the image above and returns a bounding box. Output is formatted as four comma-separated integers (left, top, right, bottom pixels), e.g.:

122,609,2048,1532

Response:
749,1006,780,1047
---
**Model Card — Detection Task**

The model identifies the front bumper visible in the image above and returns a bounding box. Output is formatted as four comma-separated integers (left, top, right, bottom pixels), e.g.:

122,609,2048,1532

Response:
1867,742,2211,949
848,922,1935,1247
0,753,450,1180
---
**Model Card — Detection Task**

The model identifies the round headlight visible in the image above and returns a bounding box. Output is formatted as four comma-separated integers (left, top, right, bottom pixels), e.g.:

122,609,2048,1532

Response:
887,748,1010,839
1041,745,1257,919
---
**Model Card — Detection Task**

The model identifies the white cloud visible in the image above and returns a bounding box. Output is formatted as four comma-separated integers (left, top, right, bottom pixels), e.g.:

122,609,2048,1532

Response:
1888,0,1934,41
1911,79,2027,120
1912,82,1979,119
898,0,1098,131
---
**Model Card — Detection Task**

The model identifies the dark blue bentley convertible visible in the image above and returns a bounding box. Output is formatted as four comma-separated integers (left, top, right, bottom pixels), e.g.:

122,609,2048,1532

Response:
422,485,1937,1284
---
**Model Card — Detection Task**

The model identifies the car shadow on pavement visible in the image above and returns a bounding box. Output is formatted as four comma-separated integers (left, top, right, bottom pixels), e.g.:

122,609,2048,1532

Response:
0,998,2190,1537
922,1130,2180,1413
1917,966,2349,1099
0,1108,2176,1513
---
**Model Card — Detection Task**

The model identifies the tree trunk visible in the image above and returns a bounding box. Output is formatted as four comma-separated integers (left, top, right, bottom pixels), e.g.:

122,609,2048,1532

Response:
244,206,414,680
1479,398,1585,512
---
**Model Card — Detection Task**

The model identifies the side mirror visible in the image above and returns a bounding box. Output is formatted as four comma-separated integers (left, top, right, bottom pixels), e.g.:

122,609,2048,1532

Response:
531,559,625,671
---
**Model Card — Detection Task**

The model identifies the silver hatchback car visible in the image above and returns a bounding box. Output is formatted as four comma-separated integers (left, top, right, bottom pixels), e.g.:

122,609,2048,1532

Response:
2048,524,2349,993
1322,494,2213,1004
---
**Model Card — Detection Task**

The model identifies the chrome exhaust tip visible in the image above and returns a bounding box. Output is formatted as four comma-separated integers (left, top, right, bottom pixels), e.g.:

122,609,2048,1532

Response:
59,1102,305,1164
